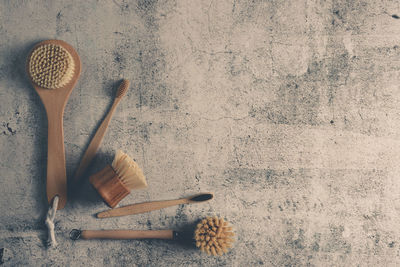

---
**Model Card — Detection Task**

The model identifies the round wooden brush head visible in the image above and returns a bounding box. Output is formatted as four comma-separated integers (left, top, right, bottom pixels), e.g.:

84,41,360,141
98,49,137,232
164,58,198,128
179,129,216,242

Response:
27,43,75,89
194,217,235,256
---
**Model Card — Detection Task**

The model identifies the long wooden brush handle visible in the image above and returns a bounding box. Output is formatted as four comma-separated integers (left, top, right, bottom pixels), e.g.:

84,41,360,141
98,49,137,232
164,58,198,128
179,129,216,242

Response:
46,109,67,209
97,198,188,218
73,100,121,184
81,230,174,240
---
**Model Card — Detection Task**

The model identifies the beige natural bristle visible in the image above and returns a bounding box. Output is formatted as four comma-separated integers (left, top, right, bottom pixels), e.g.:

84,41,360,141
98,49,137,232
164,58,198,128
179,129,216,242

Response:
116,79,130,98
28,44,75,89
111,150,147,190
194,217,235,256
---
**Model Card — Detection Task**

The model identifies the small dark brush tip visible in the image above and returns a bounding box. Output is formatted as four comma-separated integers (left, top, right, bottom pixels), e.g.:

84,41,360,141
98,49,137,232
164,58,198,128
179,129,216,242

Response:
190,193,213,202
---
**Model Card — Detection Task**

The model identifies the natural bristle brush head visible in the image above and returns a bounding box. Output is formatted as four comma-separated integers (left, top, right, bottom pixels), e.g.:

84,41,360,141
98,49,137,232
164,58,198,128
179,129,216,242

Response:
90,150,148,208
28,43,75,89
194,217,235,256
112,150,147,190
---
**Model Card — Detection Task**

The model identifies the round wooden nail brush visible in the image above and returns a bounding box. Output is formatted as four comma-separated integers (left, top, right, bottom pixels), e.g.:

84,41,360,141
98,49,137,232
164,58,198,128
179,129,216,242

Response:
96,193,214,218
27,40,81,209
70,216,234,256
73,80,130,184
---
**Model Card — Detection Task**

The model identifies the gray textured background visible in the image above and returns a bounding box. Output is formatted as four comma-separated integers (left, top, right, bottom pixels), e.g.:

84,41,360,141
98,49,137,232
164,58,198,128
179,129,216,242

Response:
1,0,400,266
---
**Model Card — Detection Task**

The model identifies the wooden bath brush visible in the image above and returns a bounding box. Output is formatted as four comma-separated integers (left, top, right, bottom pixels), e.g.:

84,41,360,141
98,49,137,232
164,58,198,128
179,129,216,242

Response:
27,40,81,209
89,150,148,208
70,217,235,256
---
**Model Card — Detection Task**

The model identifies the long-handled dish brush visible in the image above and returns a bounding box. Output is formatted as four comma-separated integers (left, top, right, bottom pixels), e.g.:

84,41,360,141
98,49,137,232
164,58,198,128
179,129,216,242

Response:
89,150,148,208
70,217,235,256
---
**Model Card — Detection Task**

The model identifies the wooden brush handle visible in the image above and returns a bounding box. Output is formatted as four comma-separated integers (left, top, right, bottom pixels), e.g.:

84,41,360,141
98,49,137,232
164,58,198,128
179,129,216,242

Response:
81,230,174,240
73,100,121,184
97,198,188,218
46,109,67,208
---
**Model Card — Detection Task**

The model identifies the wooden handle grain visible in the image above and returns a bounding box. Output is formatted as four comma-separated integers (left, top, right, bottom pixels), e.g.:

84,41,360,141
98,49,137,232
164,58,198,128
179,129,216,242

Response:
81,230,174,240
73,100,120,184
46,109,67,209
97,198,188,218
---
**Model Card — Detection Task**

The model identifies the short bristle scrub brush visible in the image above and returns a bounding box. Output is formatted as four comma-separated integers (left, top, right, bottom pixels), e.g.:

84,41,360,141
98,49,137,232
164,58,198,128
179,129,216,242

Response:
27,40,81,209
70,216,235,256
89,150,148,208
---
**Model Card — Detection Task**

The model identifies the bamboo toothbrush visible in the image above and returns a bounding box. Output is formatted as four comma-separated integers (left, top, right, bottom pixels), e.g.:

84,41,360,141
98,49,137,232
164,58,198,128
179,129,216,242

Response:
96,193,213,218
89,150,148,208
73,80,130,184
27,40,81,209
70,217,235,256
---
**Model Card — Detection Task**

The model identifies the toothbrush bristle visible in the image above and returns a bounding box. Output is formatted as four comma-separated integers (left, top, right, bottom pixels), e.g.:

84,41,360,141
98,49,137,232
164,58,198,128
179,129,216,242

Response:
116,79,130,98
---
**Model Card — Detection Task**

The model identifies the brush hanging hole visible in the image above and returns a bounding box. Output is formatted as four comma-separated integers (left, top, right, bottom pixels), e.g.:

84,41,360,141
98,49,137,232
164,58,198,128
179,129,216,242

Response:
69,229,82,240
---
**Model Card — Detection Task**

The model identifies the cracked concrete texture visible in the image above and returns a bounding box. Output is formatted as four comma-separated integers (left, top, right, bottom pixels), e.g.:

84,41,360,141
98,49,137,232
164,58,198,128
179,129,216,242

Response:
1,0,400,266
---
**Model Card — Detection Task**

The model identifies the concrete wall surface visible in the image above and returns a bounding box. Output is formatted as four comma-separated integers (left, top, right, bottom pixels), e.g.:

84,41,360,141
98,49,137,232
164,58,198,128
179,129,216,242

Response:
1,0,400,266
